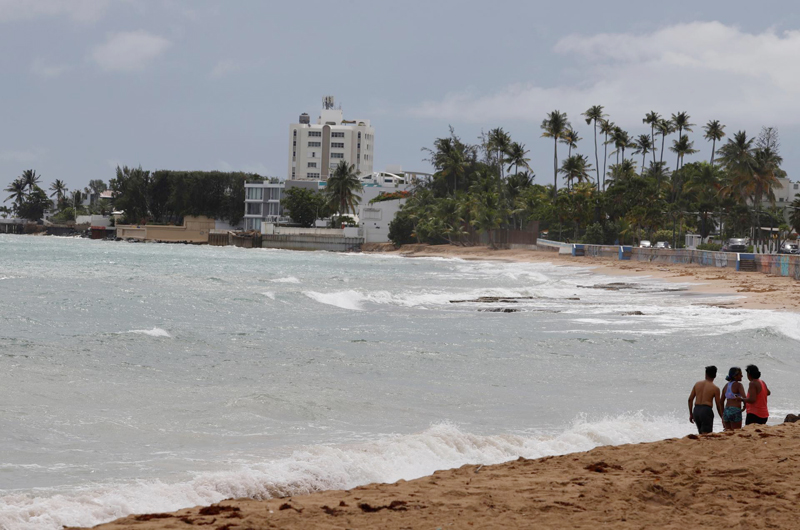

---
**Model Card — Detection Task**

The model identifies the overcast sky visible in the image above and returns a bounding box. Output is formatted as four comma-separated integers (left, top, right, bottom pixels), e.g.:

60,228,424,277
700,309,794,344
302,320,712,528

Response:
2,0,800,192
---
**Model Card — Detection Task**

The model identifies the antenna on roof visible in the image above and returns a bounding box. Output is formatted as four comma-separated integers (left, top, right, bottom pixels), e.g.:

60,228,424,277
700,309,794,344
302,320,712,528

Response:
322,96,335,110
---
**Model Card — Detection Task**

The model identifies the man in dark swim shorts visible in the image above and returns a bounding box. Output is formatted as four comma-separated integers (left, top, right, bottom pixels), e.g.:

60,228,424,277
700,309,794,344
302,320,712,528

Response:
688,365,723,434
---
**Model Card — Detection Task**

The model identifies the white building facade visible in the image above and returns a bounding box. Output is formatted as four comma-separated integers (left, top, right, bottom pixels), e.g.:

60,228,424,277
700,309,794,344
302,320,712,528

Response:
288,97,374,181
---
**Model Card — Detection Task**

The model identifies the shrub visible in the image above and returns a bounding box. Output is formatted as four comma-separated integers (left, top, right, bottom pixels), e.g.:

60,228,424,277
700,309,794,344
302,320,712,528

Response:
581,222,605,245
388,213,415,247
696,243,722,251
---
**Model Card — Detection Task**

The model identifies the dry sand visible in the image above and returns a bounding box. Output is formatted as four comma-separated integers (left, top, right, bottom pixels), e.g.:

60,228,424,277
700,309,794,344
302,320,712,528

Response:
365,243,800,312
76,243,800,529
78,422,800,530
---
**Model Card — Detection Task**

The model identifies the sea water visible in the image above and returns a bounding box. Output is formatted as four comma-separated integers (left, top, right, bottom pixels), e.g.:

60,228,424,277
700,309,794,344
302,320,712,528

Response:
1,234,798,529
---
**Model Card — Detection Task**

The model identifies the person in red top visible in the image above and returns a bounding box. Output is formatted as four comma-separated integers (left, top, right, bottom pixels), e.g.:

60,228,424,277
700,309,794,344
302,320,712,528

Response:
742,364,771,425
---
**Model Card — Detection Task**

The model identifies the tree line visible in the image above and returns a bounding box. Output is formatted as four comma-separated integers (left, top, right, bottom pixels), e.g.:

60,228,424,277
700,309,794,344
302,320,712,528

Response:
389,109,800,251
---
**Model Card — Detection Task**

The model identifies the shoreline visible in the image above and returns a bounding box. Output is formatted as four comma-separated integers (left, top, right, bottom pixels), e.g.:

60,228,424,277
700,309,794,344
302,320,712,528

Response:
79,422,800,529
364,243,800,312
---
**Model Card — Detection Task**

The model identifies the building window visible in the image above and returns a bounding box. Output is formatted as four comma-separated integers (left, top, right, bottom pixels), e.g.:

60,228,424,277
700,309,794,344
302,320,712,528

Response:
308,131,322,137
363,208,381,220
309,151,317,158
246,187,263,200
307,172,320,178
308,141,321,147
331,132,345,138
331,153,344,159
293,130,296,137
246,203,261,215
331,142,344,148
308,162,317,168
358,132,361,139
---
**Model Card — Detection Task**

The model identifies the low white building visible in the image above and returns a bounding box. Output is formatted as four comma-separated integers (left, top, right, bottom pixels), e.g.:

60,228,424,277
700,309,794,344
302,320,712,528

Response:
243,180,286,232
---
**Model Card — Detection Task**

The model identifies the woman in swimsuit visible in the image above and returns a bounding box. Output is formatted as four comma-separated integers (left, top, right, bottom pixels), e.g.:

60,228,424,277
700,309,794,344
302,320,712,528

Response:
720,367,745,430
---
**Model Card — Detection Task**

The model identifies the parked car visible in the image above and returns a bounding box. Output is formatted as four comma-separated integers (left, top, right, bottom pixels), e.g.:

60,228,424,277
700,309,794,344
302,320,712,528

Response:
639,240,652,248
654,241,671,249
778,242,799,254
723,238,748,252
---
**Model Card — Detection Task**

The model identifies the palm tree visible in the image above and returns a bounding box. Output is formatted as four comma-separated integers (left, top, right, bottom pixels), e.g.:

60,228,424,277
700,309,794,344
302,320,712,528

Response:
632,134,654,176
4,178,26,215
790,193,800,236
656,118,676,166
540,110,570,196
610,127,634,164
749,146,783,250
21,169,41,194
671,112,695,173
559,154,594,190
560,127,582,157
599,119,616,191
703,120,726,165
669,135,698,171
49,179,67,204
643,111,661,166
505,142,531,176
582,105,606,190
325,161,363,217
486,127,511,179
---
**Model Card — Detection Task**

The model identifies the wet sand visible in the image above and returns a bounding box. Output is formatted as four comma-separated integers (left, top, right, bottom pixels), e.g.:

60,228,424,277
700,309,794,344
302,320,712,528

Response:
364,243,800,312
77,422,800,530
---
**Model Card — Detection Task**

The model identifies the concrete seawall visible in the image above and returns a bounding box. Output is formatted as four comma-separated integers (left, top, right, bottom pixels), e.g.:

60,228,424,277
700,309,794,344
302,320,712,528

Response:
261,234,363,252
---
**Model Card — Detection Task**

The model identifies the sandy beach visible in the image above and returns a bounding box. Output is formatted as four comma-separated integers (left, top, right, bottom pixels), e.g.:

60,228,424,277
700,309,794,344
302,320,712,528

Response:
77,422,800,530
363,243,800,312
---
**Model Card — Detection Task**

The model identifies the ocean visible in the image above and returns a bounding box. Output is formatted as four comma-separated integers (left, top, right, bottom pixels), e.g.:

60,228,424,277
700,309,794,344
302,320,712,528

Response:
1,234,799,529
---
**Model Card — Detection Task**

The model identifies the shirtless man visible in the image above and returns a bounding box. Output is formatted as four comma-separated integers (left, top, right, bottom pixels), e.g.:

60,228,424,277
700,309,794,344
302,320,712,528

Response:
688,365,723,434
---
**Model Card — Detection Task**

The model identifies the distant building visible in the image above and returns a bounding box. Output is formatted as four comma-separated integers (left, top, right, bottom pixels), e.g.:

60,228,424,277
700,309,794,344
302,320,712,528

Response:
288,96,374,181
771,177,799,223
243,180,286,232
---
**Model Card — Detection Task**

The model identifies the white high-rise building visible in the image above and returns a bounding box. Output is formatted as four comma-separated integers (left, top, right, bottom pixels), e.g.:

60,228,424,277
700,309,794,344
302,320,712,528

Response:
288,96,374,181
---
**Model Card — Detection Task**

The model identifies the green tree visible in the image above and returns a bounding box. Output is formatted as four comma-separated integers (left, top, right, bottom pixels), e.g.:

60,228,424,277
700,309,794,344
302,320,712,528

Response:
505,142,531,176
325,161,362,216
582,105,607,190
656,118,675,167
20,169,41,195
282,187,326,227
560,127,581,157
18,186,52,221
486,127,511,179
422,127,476,195
4,178,26,215
670,112,695,172
632,134,654,176
703,120,726,165
598,119,616,191
790,193,800,235
559,154,594,190
540,110,570,196
643,111,661,166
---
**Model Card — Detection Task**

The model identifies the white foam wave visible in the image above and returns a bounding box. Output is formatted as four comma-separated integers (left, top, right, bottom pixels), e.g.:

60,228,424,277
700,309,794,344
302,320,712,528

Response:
261,292,276,300
270,276,300,284
0,413,692,530
127,328,171,338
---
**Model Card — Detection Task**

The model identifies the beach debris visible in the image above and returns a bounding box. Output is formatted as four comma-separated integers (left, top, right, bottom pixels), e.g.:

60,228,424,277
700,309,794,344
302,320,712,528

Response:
279,503,302,513
358,500,408,512
581,282,639,291
784,414,800,423
475,465,484,474
133,513,173,521
621,311,645,316
450,296,535,304
479,308,519,313
321,505,344,516
585,461,622,473
198,506,240,516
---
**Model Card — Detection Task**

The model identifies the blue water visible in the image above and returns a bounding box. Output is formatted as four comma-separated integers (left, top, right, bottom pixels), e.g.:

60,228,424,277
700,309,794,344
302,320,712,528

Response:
1,235,798,529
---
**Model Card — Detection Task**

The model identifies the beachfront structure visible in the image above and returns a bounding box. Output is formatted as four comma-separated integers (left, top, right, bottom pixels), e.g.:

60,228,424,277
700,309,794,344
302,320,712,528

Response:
288,96,374,181
243,180,286,232
774,177,799,222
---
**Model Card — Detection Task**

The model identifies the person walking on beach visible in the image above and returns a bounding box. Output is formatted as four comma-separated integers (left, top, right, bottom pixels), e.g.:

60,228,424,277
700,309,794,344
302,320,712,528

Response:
720,367,746,431
741,364,770,425
688,365,723,434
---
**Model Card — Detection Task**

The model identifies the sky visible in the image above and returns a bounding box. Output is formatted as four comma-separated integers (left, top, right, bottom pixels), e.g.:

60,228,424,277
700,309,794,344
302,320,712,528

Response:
3,0,800,193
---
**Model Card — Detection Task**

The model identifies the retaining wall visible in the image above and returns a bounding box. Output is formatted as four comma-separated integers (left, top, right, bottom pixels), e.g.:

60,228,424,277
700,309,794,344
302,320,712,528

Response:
261,234,363,252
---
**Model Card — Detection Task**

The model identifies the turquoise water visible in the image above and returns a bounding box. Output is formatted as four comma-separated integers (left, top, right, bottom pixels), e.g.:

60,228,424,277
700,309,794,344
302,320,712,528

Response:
1,235,798,529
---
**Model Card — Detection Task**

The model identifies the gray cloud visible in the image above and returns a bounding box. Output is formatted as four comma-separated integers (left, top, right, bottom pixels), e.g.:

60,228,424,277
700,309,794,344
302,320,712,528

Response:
91,30,171,72
0,0,110,23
